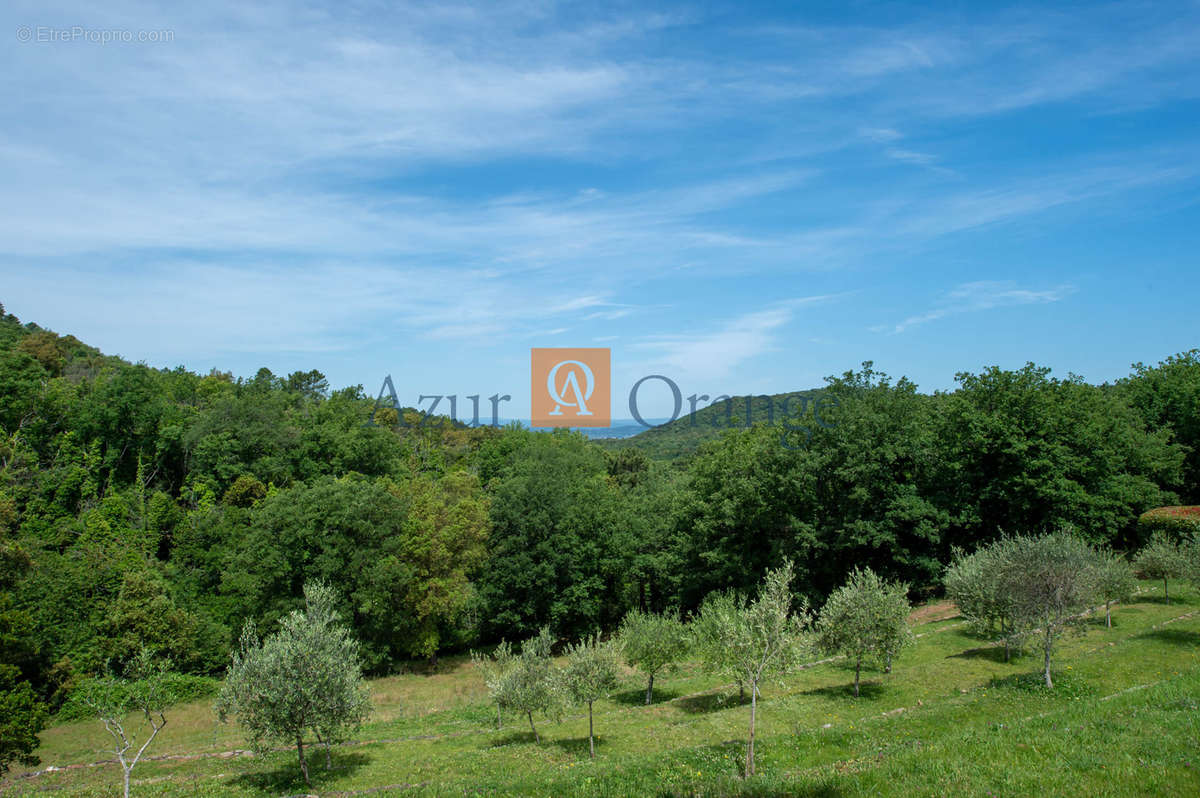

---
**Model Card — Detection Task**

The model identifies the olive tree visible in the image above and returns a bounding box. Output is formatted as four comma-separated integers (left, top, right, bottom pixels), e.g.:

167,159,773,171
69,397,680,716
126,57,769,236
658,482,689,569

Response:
694,560,810,778
472,640,515,729
495,627,562,743
692,589,749,701
1094,551,1137,627
944,540,1028,661
80,650,171,798
1186,538,1200,587
814,567,913,697
215,581,371,786
999,532,1099,688
617,608,688,704
1135,534,1186,604
562,635,620,758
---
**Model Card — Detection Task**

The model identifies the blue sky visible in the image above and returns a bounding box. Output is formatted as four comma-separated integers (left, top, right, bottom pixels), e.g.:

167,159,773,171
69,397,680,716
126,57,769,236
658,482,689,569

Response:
2,0,1198,419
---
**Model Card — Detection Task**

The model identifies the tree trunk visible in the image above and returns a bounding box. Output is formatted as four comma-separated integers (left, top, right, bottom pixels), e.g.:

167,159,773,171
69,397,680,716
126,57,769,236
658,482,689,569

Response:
296,735,310,786
885,652,892,674
497,703,503,730
1043,632,1053,689
588,700,595,759
854,656,861,697
527,711,539,743
1164,577,1170,605
645,674,654,705
123,766,131,798
745,678,758,778
313,728,332,770
738,680,744,702
1105,600,1112,628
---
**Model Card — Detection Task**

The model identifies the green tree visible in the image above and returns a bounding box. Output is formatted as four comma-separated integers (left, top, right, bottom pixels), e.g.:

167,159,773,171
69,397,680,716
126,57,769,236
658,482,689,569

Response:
675,424,814,607
999,532,1099,688
1134,534,1186,605
1094,551,1137,627
1186,538,1200,588
814,567,913,696
79,651,172,798
0,664,47,775
472,640,516,729
221,474,267,508
99,569,201,674
617,608,688,704
393,470,490,664
477,433,631,641
1121,350,1200,503
215,581,371,786
494,627,561,743
198,473,483,672
0,543,45,777
937,364,1182,550
694,560,810,778
691,589,749,701
944,541,1028,661
562,635,621,758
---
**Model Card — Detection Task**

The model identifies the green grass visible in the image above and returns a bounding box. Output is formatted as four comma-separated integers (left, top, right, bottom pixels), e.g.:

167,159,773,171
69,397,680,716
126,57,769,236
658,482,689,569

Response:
4,580,1198,797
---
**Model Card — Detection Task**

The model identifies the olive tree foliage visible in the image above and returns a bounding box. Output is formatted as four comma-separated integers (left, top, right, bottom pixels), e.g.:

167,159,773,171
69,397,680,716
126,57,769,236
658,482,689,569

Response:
79,650,172,798
617,608,689,704
493,627,563,743
814,567,913,697
998,532,1100,689
1186,538,1200,587
215,581,371,786
1134,533,1187,605
944,540,1029,661
1094,551,1137,627
562,635,621,759
694,560,810,779
471,640,515,729
691,589,749,701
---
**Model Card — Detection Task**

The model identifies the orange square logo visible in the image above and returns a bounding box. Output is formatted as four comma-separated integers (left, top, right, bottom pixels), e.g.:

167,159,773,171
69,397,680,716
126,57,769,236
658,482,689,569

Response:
531,348,611,427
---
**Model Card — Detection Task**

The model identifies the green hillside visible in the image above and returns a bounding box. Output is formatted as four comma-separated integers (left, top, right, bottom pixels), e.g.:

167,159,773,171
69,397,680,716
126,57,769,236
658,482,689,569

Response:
7,582,1198,797
598,388,829,461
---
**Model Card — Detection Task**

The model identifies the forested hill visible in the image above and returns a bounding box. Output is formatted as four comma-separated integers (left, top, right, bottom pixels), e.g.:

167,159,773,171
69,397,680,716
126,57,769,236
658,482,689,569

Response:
597,389,830,460
1,300,1198,717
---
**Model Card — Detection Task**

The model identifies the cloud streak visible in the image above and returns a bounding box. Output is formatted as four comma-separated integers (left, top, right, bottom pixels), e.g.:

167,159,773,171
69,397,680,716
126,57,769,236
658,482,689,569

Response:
879,281,1076,335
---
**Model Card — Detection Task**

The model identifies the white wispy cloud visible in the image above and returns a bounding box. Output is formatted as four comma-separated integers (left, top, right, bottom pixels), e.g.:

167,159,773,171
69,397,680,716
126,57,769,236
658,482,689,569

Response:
629,295,846,383
879,281,1076,335
2,0,1198,376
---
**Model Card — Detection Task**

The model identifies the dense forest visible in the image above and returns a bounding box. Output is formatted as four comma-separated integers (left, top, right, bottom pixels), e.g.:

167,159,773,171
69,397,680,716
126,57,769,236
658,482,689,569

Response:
1,300,1197,719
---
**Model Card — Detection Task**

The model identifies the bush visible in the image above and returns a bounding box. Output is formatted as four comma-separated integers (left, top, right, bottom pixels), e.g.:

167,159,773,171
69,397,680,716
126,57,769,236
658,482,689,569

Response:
56,672,219,721
1137,506,1200,542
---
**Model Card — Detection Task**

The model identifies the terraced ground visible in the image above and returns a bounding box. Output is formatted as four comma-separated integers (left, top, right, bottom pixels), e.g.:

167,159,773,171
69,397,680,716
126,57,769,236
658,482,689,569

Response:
3,581,1198,797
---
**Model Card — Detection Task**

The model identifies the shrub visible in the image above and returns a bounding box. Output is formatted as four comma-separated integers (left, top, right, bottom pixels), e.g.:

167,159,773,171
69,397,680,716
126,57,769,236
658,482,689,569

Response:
1137,506,1200,542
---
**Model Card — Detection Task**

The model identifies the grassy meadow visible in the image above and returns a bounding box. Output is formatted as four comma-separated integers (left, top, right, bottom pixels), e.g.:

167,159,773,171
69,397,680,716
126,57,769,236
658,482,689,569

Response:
4,581,1198,798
